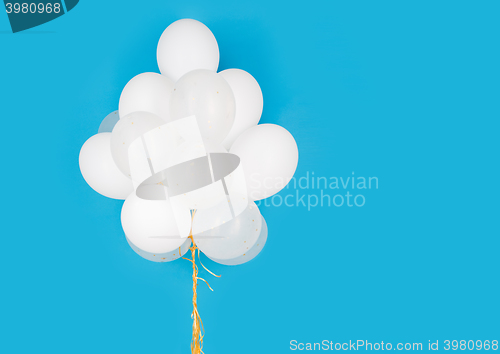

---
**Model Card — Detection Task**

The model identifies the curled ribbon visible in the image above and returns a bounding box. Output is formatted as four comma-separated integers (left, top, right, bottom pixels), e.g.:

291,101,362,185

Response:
180,211,221,354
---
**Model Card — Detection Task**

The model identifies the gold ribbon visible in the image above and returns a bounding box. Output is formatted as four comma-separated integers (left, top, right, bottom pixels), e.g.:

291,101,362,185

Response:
180,211,221,354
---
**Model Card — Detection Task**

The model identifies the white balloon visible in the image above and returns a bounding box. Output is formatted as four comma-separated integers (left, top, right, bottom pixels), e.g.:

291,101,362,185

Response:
157,19,219,82
119,73,174,123
194,202,262,260
167,140,227,167
121,192,191,254
170,69,235,145
230,124,298,201
126,235,191,263
208,215,268,266
219,69,263,150
110,111,165,178
98,111,120,133
79,133,133,200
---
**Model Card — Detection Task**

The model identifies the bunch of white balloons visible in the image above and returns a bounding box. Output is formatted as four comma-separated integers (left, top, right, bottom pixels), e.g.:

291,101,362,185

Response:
79,19,299,266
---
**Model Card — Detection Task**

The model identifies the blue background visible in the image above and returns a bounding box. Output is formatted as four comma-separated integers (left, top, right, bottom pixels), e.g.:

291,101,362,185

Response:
1,1,499,353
